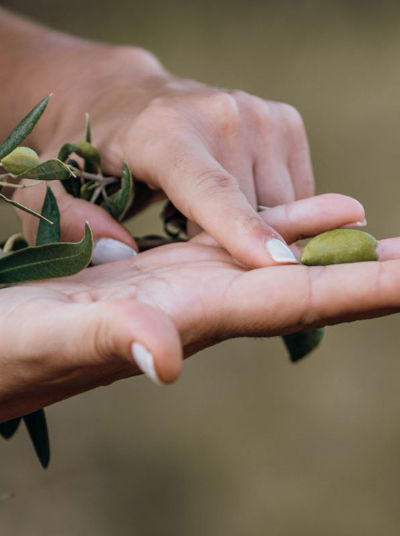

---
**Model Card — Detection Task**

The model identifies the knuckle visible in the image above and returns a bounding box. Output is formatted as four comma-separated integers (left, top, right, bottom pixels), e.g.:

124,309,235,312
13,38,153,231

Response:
248,98,275,132
203,92,241,133
141,98,184,128
279,103,306,133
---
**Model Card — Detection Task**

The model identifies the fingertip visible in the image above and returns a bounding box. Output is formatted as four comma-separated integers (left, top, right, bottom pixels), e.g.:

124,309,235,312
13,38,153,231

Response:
114,300,183,385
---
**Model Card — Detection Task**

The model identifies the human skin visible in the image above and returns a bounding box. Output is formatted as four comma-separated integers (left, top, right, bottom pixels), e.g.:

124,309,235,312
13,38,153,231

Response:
4,194,400,422
0,7,315,267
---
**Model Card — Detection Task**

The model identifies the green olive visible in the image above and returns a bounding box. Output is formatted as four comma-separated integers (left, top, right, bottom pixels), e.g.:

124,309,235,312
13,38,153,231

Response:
301,229,378,266
74,141,100,164
1,146,40,175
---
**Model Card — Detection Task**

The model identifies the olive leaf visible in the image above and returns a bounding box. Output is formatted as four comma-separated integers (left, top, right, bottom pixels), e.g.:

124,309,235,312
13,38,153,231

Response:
0,95,50,160
84,114,96,173
85,113,92,143
283,328,325,363
62,159,82,198
103,162,134,221
36,186,60,246
0,418,21,439
16,159,72,182
0,223,93,285
23,410,50,469
0,193,53,225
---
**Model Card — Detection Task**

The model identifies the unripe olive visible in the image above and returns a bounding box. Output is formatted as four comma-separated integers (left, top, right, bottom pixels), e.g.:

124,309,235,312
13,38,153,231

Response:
74,141,100,164
301,229,378,266
1,147,40,175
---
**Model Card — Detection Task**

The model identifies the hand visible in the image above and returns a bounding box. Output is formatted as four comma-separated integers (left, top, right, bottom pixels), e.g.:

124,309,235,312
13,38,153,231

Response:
3,193,399,421
9,37,318,266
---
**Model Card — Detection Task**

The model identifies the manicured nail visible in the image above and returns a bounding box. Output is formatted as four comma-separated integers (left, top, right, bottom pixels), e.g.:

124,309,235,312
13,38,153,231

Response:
131,342,162,385
257,205,271,212
266,238,299,264
340,218,367,229
92,238,137,265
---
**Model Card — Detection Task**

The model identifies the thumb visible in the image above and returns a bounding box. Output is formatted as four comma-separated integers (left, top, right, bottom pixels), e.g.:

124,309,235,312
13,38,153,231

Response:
13,179,138,262
2,297,182,418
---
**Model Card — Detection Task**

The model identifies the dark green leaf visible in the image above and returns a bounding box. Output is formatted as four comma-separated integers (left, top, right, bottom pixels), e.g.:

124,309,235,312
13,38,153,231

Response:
0,223,93,285
62,160,82,198
0,193,53,224
282,328,325,363
0,418,21,439
83,114,96,173
23,410,50,469
0,95,50,160
17,159,72,181
36,186,60,246
104,162,134,221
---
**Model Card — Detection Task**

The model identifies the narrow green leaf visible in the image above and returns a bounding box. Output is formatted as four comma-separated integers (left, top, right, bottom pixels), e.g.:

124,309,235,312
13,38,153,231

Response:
36,186,60,246
17,159,72,181
85,113,92,143
282,328,325,363
0,193,53,224
83,114,96,173
0,223,93,285
0,95,50,160
23,410,50,468
104,162,134,221
0,418,21,439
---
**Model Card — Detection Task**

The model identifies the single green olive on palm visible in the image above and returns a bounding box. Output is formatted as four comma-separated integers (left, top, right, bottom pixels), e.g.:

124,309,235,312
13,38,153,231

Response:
283,229,378,362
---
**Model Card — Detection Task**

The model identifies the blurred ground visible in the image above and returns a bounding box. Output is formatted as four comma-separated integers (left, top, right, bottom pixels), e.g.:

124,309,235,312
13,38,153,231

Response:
1,1,400,534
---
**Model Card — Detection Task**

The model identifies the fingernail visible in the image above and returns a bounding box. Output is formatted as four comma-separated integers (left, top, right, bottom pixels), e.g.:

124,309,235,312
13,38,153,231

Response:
341,218,367,229
257,205,271,212
131,342,162,385
92,238,137,265
266,238,299,264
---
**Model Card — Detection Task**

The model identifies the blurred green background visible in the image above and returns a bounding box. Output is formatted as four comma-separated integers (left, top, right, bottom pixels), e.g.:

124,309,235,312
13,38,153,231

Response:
2,0,400,534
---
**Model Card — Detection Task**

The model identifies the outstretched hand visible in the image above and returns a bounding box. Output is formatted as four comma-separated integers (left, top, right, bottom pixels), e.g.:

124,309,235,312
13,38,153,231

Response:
2,194,399,421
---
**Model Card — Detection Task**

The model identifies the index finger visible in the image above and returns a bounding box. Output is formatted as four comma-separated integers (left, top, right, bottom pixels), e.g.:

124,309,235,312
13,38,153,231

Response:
143,135,299,268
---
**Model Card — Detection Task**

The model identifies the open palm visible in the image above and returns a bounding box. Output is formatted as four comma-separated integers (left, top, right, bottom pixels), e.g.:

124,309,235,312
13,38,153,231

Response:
1,194,400,420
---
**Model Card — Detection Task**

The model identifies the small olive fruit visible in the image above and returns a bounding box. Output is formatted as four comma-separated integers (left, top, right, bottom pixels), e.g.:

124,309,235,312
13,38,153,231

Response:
1,147,40,175
301,229,378,266
74,141,100,164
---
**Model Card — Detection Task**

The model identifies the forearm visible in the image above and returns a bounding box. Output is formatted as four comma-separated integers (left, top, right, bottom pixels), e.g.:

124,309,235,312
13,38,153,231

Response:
0,7,169,152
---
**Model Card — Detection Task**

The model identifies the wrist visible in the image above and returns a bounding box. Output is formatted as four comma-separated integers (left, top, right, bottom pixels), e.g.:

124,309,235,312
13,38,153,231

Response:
0,9,170,151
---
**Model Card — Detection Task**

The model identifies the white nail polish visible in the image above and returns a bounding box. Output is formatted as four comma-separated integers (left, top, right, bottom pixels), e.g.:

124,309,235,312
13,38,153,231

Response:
266,238,299,264
92,238,137,265
131,342,162,385
340,219,367,229
354,219,367,227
